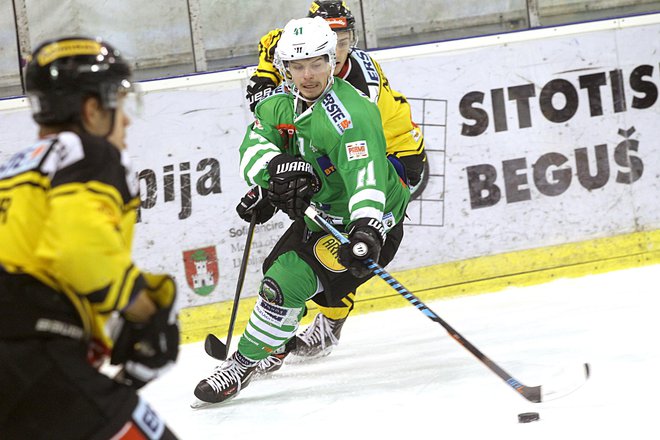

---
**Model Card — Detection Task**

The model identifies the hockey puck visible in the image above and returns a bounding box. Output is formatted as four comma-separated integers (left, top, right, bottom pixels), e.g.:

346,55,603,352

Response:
518,412,540,423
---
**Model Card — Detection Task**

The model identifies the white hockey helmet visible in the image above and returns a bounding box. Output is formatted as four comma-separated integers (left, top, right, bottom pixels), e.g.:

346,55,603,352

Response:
274,17,337,99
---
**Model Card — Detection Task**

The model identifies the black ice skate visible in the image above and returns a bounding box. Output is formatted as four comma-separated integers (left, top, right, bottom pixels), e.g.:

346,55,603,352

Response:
255,338,297,375
293,313,347,357
193,351,257,405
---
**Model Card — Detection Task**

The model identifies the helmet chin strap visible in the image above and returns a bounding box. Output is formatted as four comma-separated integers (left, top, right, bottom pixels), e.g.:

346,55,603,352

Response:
104,109,117,139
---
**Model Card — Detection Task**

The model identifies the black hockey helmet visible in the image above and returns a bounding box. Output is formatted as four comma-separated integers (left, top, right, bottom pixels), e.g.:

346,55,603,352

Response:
307,1,356,31
24,36,132,125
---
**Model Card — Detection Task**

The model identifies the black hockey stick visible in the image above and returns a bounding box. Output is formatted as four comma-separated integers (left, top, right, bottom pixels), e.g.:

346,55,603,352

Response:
204,212,257,360
304,206,590,403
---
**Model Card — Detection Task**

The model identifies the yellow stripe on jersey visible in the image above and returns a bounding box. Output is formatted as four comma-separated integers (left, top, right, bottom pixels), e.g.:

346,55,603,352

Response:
49,180,125,208
0,170,50,191
89,264,143,314
318,304,352,320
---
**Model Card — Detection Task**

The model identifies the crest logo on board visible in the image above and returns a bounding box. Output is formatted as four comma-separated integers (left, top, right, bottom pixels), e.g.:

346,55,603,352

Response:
183,246,219,296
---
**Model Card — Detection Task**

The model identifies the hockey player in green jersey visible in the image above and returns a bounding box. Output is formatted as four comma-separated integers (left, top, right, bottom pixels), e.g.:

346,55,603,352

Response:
242,0,427,363
194,16,410,404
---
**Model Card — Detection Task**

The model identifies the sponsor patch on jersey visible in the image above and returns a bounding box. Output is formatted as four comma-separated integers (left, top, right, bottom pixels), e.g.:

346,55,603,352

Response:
382,212,395,231
276,124,296,143
255,297,301,326
313,234,348,273
345,140,368,161
322,91,352,134
132,398,165,440
254,118,263,130
40,132,85,177
316,155,336,176
0,140,50,179
354,49,380,83
259,277,284,305
410,127,421,142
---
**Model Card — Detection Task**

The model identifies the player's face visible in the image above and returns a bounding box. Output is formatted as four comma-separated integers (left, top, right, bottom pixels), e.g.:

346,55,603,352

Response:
289,56,332,100
84,94,131,150
106,95,131,150
334,30,352,74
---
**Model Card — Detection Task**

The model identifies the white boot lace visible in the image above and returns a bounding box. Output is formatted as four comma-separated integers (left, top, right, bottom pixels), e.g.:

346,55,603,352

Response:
298,313,339,350
204,358,250,393
256,355,283,372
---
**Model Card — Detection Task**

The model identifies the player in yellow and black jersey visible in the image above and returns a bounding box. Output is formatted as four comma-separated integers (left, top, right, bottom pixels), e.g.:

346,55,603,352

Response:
0,37,180,439
246,1,428,195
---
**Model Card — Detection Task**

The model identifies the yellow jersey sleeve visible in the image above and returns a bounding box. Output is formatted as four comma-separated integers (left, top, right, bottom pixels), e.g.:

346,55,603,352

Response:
371,57,424,157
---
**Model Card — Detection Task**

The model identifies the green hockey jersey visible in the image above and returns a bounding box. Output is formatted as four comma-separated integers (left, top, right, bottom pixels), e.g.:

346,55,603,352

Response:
239,78,410,232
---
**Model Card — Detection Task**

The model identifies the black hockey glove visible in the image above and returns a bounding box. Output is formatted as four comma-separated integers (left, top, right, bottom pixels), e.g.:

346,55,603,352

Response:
338,218,386,278
110,275,179,389
246,77,277,113
267,153,320,220
236,185,277,224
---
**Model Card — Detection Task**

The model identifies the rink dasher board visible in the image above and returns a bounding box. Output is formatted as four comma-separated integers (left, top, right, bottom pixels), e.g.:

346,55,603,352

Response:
1,14,659,341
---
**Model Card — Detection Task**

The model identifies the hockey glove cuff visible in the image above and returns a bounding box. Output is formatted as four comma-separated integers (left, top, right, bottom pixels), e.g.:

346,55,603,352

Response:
236,185,277,224
110,275,179,389
110,306,180,389
142,273,176,309
338,218,386,278
267,154,320,220
246,77,277,112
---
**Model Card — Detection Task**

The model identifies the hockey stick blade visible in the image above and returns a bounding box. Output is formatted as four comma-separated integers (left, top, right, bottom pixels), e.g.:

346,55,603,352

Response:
303,206,591,404
204,333,228,360
537,362,590,402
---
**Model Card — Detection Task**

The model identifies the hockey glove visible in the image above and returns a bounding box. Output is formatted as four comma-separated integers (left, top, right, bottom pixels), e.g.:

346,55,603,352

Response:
110,274,179,389
267,154,320,220
338,218,386,278
246,77,277,113
142,273,177,309
236,185,277,224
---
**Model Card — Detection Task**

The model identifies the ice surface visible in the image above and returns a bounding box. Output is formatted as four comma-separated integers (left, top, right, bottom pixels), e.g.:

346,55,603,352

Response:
141,265,660,439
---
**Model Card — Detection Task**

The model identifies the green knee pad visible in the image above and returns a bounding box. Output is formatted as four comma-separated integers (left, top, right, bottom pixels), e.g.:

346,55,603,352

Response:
238,251,320,360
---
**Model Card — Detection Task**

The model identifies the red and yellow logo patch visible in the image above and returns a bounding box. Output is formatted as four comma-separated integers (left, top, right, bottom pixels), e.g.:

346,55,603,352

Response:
326,17,348,29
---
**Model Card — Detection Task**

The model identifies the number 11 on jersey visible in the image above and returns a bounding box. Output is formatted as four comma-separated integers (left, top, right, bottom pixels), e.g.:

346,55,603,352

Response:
356,161,376,188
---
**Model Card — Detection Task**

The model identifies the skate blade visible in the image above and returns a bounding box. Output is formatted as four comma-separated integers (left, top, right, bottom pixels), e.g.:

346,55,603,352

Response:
291,347,333,359
190,398,217,409
190,389,243,409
